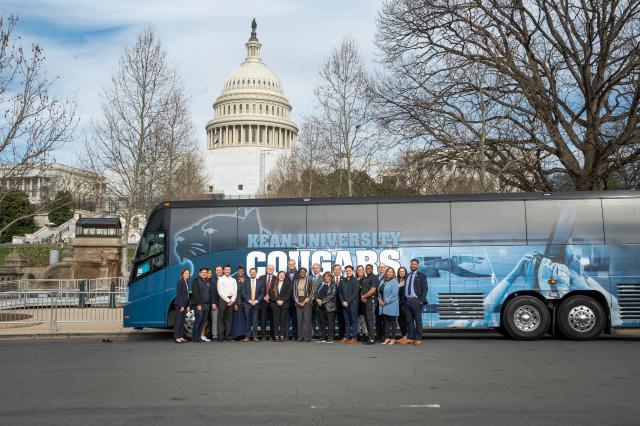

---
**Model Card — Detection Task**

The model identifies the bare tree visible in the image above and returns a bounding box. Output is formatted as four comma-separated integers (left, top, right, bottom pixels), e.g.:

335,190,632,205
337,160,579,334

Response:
0,15,77,237
374,0,640,191
384,147,505,194
162,150,207,200
86,27,202,276
155,91,201,200
263,151,304,197
314,38,383,196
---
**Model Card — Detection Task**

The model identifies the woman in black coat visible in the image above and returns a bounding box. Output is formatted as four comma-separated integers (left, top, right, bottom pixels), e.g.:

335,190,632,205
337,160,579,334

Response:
174,268,191,343
270,271,292,342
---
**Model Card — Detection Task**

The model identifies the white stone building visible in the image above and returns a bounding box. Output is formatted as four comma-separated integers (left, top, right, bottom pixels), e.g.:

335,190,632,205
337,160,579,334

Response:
205,19,298,197
0,163,105,209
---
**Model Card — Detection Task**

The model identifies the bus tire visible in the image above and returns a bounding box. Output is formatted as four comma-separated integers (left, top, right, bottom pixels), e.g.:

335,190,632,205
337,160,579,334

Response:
183,309,195,341
502,296,550,341
495,324,510,339
557,296,605,341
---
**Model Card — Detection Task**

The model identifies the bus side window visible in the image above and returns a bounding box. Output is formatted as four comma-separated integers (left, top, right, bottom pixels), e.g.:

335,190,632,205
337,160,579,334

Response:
602,198,640,244
451,201,526,245
133,231,165,280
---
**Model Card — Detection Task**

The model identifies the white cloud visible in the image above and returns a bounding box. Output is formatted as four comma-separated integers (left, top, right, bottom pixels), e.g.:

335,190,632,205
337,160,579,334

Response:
0,0,384,164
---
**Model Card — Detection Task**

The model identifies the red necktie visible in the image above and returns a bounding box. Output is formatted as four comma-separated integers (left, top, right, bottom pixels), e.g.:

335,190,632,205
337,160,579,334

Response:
266,276,271,293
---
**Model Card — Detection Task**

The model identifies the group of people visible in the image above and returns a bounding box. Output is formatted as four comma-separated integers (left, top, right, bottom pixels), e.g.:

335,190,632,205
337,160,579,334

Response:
173,258,428,346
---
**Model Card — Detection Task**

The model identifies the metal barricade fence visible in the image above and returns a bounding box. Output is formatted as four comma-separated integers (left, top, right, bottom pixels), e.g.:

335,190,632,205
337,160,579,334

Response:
0,278,128,332
13,277,127,292
53,289,126,325
0,291,57,331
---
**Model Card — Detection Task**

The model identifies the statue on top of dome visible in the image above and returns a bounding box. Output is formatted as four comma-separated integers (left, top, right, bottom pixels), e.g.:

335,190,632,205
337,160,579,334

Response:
250,18,258,41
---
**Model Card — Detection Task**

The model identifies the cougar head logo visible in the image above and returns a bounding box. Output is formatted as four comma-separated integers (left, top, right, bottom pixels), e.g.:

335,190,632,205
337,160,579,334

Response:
173,208,262,261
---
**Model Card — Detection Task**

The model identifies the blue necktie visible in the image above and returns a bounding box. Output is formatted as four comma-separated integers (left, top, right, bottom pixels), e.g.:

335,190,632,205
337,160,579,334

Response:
407,273,414,298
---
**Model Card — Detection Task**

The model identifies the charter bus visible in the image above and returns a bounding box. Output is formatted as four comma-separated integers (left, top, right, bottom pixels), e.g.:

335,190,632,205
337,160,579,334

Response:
123,191,640,341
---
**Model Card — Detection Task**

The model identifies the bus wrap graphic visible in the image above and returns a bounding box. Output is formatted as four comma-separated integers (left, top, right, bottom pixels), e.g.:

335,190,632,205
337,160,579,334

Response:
166,204,639,329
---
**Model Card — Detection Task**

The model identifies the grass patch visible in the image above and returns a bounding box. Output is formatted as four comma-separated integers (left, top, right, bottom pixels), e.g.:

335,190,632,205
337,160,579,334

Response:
0,247,12,267
0,245,51,267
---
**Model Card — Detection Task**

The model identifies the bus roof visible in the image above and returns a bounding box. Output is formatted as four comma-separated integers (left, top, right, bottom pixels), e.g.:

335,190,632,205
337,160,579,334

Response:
153,190,639,212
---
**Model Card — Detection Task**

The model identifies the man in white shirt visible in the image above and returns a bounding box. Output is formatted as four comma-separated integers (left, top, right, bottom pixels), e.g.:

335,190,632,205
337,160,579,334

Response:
217,264,237,341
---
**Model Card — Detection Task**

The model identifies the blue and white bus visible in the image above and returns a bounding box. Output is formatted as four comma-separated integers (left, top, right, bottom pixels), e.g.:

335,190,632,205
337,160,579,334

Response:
123,191,640,340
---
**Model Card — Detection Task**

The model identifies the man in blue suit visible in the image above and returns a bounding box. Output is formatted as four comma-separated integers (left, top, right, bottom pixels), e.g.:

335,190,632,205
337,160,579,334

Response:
400,258,428,346
284,259,299,340
242,267,265,342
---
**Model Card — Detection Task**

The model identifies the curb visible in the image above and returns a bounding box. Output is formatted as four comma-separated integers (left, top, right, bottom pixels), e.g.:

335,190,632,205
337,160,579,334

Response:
0,331,171,341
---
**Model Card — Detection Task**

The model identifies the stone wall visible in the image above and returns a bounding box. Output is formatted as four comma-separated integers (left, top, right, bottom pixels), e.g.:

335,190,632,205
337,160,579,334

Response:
70,237,123,279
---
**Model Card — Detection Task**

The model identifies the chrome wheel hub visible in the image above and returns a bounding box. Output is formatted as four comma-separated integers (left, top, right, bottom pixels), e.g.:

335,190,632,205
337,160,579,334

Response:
513,305,541,332
184,310,195,335
568,305,595,333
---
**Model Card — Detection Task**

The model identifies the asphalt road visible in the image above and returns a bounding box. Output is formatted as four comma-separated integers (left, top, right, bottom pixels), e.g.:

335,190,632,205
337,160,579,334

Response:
0,333,639,425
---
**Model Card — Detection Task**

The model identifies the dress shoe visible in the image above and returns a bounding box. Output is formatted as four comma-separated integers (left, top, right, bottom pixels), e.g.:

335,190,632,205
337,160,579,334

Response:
340,337,350,343
397,336,409,344
241,337,249,342
413,340,423,346
400,339,415,345
349,338,358,344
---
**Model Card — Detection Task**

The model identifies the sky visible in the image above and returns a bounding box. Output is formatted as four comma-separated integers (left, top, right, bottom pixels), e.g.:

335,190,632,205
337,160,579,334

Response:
0,0,385,167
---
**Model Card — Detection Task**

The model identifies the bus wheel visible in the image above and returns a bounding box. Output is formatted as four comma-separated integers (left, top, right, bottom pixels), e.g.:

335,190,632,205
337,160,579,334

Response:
183,309,195,341
557,296,605,341
503,296,550,340
495,324,510,339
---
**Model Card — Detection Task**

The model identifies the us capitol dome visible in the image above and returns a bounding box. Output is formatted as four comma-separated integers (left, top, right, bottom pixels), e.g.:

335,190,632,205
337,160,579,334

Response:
205,19,298,197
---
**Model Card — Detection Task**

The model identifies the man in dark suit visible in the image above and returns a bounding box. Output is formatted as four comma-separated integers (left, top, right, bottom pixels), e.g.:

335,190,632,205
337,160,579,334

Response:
259,264,276,340
308,263,323,339
400,258,428,346
339,265,360,343
360,264,379,344
332,264,345,340
284,259,299,340
191,267,212,343
242,267,264,342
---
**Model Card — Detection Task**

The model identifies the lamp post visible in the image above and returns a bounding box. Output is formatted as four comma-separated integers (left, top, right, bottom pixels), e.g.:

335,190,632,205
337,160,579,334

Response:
259,148,277,196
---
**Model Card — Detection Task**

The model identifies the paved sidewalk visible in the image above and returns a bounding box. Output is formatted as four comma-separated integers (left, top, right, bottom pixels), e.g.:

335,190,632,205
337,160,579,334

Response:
0,321,168,340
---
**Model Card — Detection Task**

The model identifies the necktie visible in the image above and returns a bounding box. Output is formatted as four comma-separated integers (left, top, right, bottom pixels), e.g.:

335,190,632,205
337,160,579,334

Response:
266,276,271,293
251,279,256,301
407,272,414,297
